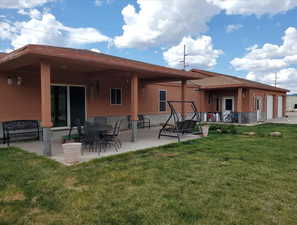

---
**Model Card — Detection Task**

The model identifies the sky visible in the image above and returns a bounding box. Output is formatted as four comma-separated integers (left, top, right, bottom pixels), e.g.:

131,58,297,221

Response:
0,0,297,93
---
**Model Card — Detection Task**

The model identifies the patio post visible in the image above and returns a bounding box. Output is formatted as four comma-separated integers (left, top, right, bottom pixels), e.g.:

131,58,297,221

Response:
131,74,139,142
40,62,53,156
181,80,187,119
199,90,206,122
237,88,243,123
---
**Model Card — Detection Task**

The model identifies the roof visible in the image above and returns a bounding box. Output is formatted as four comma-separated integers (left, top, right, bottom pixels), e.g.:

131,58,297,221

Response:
0,53,7,58
191,69,288,93
0,45,207,82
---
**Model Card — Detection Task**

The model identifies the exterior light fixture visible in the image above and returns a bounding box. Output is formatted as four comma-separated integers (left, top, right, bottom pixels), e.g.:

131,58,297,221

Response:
17,76,22,86
7,76,13,85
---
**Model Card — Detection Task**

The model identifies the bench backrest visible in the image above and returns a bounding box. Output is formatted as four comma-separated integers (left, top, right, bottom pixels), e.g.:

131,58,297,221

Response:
3,120,39,131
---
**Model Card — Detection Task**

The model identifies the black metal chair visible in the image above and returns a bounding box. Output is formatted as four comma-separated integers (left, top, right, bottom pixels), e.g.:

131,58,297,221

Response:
102,120,122,151
138,115,151,128
127,115,151,129
81,121,102,155
68,118,85,142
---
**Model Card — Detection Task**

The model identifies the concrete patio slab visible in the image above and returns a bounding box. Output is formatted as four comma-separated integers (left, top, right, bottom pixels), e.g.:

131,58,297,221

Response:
0,127,200,165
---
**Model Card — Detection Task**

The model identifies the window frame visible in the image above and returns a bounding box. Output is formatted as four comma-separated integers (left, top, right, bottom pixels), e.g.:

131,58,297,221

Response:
110,88,122,105
159,90,167,112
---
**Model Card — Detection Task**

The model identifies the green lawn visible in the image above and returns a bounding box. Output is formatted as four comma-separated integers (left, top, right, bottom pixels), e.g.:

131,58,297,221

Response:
1,124,297,225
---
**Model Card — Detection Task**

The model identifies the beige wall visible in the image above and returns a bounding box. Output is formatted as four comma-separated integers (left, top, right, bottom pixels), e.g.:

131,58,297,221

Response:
0,72,200,122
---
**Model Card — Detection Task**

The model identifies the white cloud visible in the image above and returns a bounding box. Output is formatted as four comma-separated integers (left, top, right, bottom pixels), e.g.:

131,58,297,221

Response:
0,0,55,9
207,0,297,15
0,10,110,50
226,24,243,33
231,27,297,92
114,0,297,49
114,0,220,48
163,36,223,69
94,0,102,6
90,48,101,53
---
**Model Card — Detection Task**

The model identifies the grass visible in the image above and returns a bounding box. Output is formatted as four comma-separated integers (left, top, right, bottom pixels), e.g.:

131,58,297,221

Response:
1,124,297,225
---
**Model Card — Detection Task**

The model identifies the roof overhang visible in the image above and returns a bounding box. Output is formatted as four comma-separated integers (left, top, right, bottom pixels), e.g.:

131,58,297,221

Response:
191,69,289,93
0,45,208,82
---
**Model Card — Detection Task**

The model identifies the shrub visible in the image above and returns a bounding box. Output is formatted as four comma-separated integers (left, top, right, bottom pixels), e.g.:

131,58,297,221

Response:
209,124,239,134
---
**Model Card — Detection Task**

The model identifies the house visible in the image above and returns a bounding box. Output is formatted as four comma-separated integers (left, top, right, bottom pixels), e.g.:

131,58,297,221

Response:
0,44,288,155
191,69,288,123
286,95,297,111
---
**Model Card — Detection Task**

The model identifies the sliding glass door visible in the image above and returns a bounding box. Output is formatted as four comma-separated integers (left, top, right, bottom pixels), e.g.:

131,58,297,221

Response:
51,85,86,128
51,86,68,127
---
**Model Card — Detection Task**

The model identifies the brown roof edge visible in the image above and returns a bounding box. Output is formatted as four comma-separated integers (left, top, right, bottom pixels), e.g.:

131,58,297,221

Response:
191,69,289,93
0,44,208,80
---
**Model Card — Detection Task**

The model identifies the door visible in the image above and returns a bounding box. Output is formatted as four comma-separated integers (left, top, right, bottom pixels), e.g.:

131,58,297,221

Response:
267,95,273,120
69,86,86,126
256,97,262,121
278,96,283,118
222,97,234,122
51,85,86,128
51,86,68,127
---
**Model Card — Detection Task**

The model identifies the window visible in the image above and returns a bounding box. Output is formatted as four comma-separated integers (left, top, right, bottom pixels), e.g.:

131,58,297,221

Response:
110,88,122,105
294,104,297,109
159,90,167,112
225,99,233,111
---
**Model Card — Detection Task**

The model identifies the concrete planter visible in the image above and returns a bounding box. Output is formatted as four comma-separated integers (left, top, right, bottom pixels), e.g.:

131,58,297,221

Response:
62,143,82,164
201,125,210,137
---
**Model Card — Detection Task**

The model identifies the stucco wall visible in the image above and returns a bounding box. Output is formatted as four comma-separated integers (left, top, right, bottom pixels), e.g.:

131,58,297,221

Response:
286,96,297,111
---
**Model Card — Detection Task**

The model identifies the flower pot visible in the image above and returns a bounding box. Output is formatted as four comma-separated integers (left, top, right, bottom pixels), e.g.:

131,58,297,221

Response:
201,125,210,137
62,143,82,164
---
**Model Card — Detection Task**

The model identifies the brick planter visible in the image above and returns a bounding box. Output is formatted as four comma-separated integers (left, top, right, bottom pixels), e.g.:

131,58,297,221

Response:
62,143,82,164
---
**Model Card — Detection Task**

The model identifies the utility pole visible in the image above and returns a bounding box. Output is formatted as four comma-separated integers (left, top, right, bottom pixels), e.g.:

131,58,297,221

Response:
275,72,277,87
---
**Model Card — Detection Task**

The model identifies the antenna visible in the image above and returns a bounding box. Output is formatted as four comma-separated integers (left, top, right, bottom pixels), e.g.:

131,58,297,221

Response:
179,44,189,71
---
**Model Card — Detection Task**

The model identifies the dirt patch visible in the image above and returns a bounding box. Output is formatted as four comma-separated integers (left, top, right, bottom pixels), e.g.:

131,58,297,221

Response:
64,177,88,191
2,191,26,202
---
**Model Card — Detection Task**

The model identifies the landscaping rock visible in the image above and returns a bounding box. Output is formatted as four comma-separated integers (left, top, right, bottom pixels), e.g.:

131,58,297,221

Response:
270,132,282,137
216,129,222,133
243,132,256,136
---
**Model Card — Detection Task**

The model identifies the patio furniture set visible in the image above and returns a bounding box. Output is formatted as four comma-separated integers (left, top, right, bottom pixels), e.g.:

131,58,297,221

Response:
67,119,122,155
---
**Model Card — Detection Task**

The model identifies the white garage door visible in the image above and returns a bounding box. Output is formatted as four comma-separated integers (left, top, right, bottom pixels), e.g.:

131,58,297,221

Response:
278,96,283,118
267,95,273,120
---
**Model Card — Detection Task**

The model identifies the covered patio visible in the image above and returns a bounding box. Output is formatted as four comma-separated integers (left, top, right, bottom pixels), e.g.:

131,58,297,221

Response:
0,126,199,165
0,44,206,158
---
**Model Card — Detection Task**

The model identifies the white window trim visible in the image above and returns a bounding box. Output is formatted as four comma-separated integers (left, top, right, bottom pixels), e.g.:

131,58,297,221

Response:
110,88,122,105
222,96,235,112
159,89,167,112
51,84,87,129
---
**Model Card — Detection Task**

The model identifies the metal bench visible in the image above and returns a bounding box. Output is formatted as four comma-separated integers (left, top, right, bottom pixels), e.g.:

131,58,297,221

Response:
3,120,41,146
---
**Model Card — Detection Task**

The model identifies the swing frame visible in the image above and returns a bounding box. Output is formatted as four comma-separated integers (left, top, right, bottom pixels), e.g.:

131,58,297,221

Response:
158,101,201,142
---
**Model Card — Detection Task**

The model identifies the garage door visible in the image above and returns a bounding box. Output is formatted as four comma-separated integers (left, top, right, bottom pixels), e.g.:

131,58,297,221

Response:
267,95,273,120
278,96,283,118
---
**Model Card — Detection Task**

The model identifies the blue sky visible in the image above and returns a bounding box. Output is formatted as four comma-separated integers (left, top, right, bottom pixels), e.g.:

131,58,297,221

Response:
0,0,297,92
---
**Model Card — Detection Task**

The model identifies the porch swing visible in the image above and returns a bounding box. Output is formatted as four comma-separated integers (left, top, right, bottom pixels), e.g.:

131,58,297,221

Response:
158,101,201,142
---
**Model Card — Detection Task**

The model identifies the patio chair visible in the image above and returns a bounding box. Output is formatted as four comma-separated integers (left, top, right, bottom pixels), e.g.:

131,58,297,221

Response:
138,115,151,128
81,122,102,155
68,118,85,142
127,115,151,129
102,120,122,151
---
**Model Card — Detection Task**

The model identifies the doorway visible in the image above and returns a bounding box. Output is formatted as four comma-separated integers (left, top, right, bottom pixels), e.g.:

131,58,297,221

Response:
51,85,86,128
222,97,234,122
255,97,262,121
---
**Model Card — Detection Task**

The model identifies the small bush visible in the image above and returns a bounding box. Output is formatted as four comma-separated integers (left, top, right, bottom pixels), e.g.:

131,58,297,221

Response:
209,124,239,134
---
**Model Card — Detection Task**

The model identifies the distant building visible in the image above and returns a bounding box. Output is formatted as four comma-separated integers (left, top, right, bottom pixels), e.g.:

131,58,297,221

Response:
286,96,297,111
